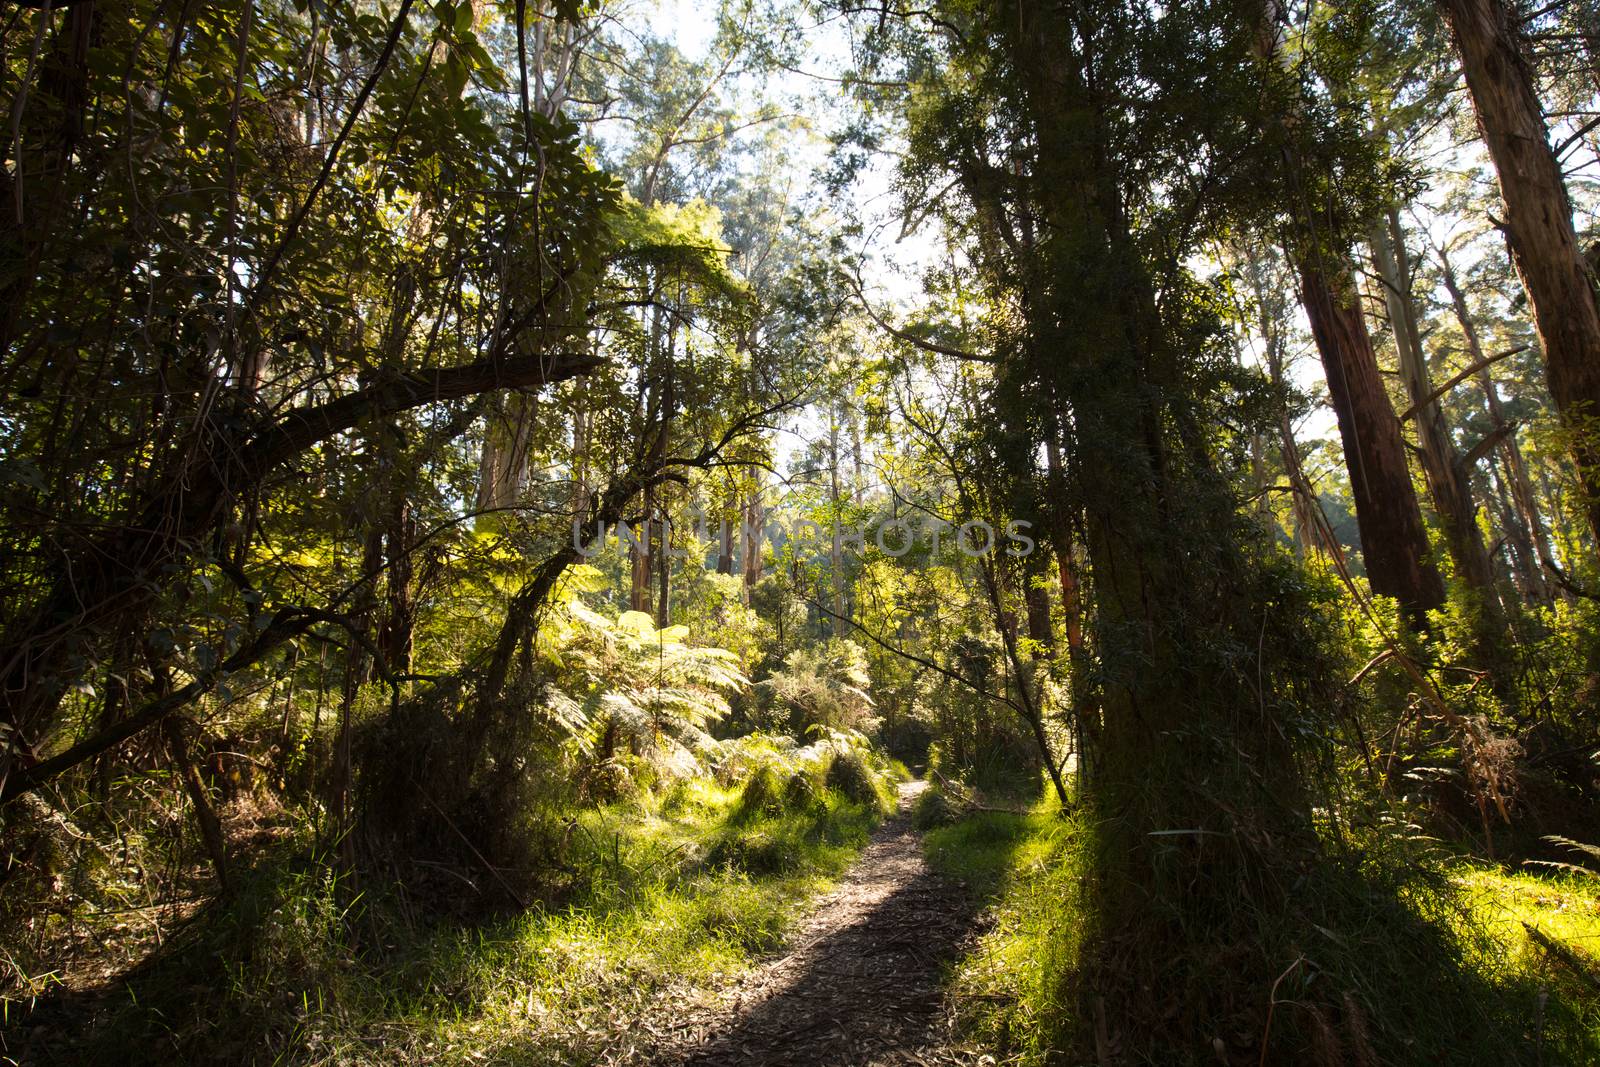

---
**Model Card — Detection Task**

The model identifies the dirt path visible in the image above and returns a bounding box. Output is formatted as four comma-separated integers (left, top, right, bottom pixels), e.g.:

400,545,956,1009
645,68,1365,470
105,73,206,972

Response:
653,780,984,1066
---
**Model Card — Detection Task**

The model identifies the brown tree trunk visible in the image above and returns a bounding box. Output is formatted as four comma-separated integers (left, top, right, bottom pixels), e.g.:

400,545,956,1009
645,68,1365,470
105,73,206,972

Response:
1438,0,1600,550
1299,261,1446,619
630,505,653,615
829,401,847,638
162,716,230,893
1371,213,1501,622
715,491,736,574
1043,432,1086,656
1437,244,1557,604
1251,1,1444,618
655,503,671,629
571,404,591,514
475,394,537,513
742,486,765,600
381,497,416,679
1010,0,1313,956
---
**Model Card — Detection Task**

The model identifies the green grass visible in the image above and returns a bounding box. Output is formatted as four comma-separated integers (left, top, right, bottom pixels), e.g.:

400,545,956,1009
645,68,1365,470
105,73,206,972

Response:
923,791,1600,1066
39,775,885,1066
1450,865,1600,964
921,793,1082,1063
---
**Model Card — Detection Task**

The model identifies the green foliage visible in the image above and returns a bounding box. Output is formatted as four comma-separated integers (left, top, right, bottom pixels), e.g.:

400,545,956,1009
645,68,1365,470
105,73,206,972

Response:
754,640,878,735
824,747,880,808
734,764,786,821
783,766,823,809
928,804,1600,1067
547,599,750,767
33,768,887,1065
6,0,1600,1061
910,784,962,831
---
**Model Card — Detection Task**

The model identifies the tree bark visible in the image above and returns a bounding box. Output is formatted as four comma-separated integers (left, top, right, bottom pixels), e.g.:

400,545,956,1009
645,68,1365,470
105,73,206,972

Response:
1043,431,1085,656
715,490,736,574
1299,261,1446,619
1009,0,1311,925
1438,0,1600,550
381,496,417,678
1437,243,1557,604
1370,212,1501,623
162,716,230,893
742,485,765,600
829,399,848,639
655,502,672,629
1250,0,1444,619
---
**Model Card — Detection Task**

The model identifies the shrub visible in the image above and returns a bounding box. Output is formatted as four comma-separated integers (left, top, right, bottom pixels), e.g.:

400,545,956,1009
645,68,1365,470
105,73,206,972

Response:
735,765,786,821
911,786,962,830
784,768,822,809
824,748,880,807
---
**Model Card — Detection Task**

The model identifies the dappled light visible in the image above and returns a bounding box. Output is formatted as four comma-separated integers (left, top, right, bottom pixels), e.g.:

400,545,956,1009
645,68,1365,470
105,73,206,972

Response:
3,0,1600,1064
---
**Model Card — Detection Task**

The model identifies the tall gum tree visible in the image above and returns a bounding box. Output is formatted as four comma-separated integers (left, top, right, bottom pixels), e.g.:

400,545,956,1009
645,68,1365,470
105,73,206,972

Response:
892,0,1339,1052
1369,210,1505,650
1297,257,1446,618
1253,1,1446,620
1437,0,1600,550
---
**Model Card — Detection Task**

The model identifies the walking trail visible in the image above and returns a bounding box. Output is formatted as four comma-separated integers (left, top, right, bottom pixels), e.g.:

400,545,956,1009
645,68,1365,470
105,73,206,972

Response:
649,779,986,1066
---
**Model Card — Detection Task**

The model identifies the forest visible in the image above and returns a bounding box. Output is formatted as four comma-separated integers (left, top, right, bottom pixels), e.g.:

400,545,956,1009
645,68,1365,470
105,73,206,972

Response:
1,0,1600,1062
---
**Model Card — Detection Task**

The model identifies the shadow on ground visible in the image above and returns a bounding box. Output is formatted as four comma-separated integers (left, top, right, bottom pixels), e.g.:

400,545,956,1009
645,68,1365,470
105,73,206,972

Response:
665,782,983,1067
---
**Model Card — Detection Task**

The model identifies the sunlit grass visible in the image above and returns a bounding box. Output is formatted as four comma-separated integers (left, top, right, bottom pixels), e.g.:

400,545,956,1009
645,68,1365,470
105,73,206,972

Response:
57,775,886,1066
396,783,881,1063
921,794,1083,1062
925,795,1600,1066
1451,865,1600,960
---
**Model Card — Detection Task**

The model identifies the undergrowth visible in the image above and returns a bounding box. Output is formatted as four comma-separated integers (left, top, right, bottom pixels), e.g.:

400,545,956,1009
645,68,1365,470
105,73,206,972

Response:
924,785,1600,1066
7,768,889,1066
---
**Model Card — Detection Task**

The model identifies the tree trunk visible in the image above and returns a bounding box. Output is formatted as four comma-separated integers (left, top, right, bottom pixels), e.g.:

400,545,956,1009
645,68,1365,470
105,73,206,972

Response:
655,502,671,629
1006,3,1314,1042
630,505,654,615
829,401,847,638
1438,0,1600,550
715,490,736,574
381,496,417,679
476,394,537,513
1370,212,1502,626
571,404,591,514
162,716,230,893
652,316,678,630
1437,244,1557,604
1299,261,1446,619
742,486,765,600
1043,422,1093,779
1043,431,1085,656
1251,1,1444,619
